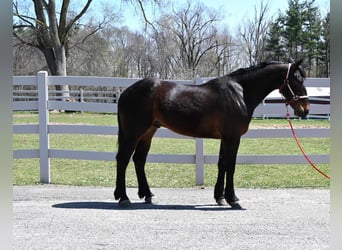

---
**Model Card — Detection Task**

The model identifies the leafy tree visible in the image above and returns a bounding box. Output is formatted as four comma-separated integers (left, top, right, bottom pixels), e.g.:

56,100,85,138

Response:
265,0,329,77
301,0,322,76
318,12,330,77
281,0,305,59
264,21,284,62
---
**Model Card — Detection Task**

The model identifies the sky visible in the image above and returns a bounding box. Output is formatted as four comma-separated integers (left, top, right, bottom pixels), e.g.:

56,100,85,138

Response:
116,0,330,33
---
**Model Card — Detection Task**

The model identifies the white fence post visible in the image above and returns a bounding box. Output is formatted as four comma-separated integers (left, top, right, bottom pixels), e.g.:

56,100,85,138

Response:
37,71,50,183
195,138,204,185
80,89,84,114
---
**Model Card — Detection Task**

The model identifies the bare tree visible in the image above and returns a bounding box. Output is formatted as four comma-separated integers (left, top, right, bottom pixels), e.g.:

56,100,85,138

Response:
67,27,115,76
13,36,47,75
207,30,235,76
238,0,271,66
168,1,223,78
150,15,183,79
13,0,107,99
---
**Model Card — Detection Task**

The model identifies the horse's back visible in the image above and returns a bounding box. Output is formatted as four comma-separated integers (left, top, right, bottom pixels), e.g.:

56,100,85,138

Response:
119,77,156,99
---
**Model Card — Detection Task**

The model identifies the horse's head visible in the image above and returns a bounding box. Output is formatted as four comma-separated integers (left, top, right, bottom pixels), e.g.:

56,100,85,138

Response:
279,59,310,118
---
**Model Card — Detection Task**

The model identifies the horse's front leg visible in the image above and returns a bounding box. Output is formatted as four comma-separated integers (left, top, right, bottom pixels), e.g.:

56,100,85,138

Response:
223,136,241,207
214,141,227,206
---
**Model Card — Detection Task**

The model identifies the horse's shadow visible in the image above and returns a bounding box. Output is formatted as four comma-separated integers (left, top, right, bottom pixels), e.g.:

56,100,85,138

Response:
52,201,245,211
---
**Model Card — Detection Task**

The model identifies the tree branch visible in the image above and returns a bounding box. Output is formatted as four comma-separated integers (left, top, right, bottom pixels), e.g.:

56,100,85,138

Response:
59,0,70,29
65,0,93,35
13,32,39,48
34,1,49,43
68,21,105,50
46,0,62,48
137,0,158,32
13,2,40,29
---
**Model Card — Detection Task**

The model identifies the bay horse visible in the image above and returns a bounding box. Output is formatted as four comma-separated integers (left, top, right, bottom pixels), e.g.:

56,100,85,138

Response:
114,59,309,207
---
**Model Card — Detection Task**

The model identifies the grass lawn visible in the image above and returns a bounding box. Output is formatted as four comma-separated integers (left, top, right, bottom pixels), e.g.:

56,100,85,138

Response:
13,112,330,188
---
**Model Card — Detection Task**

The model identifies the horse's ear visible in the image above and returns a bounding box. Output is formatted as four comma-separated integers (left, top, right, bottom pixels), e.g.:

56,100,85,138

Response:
288,57,295,63
290,58,306,78
291,58,304,70
296,58,304,65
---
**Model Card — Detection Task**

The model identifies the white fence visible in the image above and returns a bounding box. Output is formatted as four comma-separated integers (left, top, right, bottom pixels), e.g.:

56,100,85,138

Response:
13,71,330,184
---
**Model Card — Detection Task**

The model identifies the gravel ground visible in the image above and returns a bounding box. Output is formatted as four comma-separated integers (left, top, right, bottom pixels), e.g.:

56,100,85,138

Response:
13,185,330,250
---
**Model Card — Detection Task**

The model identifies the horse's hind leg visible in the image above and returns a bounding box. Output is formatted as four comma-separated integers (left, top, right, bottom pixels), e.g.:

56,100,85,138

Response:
114,137,136,207
133,126,157,204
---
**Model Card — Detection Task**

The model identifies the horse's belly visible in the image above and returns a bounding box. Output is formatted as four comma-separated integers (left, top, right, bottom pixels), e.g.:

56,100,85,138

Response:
156,114,222,139
163,125,221,139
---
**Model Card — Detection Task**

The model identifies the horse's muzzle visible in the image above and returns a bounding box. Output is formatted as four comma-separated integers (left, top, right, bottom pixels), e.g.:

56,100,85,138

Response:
294,108,309,118
293,101,310,118
290,100,310,118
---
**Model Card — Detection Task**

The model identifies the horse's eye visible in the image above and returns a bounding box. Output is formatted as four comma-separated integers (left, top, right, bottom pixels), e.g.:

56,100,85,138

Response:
294,71,303,83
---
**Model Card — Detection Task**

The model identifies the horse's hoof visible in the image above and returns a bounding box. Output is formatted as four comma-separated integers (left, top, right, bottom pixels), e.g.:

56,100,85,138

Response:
118,199,131,207
145,196,158,205
228,201,242,209
216,198,229,206
225,194,239,203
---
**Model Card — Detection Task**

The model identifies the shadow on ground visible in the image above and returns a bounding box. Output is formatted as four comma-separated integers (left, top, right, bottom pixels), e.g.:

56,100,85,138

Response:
52,201,245,211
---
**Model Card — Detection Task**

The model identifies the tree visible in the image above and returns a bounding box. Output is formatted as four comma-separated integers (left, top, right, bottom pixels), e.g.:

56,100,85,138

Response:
66,26,115,76
318,12,330,77
264,0,328,77
13,0,107,99
238,0,271,66
204,30,235,76
299,0,322,76
264,21,284,62
150,15,182,79
13,30,47,75
147,1,235,79
167,1,223,78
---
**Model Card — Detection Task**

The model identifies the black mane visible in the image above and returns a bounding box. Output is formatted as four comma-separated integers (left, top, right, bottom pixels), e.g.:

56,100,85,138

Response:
228,61,279,77
229,61,306,79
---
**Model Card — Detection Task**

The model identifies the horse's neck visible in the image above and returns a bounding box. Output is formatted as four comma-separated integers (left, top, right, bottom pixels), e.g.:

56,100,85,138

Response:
237,68,285,112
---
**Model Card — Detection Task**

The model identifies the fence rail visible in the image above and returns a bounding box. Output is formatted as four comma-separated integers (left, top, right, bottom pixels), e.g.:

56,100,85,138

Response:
13,71,330,184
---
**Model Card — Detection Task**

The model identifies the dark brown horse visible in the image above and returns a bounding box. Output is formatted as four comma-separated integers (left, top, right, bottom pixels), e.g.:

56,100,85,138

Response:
114,59,309,207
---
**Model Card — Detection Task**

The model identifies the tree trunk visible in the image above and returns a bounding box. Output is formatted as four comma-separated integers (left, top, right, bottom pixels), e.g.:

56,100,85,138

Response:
41,45,70,100
54,46,70,100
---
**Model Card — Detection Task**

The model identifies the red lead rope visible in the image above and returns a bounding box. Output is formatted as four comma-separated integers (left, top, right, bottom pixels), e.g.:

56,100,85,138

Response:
286,107,330,179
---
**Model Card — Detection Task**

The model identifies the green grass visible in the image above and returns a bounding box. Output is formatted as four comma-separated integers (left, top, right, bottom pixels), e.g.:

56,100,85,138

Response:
13,112,330,188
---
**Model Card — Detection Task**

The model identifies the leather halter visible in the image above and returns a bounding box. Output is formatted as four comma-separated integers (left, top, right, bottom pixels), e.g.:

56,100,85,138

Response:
279,63,308,105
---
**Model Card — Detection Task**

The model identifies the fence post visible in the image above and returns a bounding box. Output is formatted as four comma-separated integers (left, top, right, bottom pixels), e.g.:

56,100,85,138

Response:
195,138,204,185
80,89,84,114
80,89,84,102
194,77,205,185
37,71,50,183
